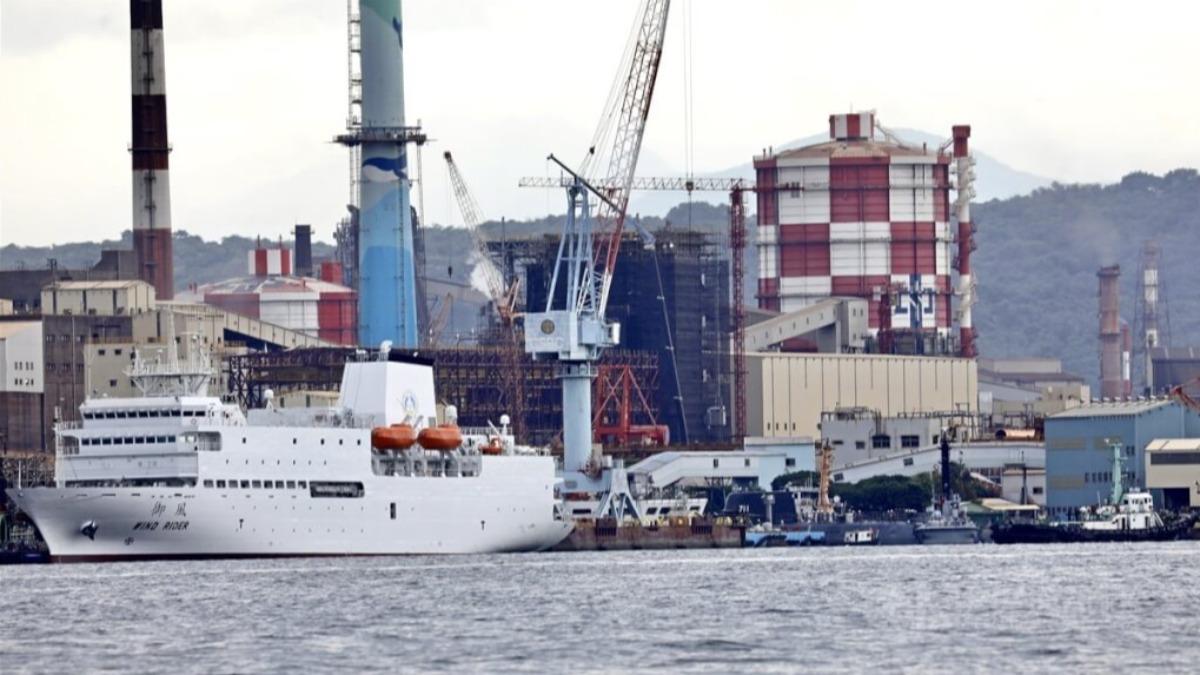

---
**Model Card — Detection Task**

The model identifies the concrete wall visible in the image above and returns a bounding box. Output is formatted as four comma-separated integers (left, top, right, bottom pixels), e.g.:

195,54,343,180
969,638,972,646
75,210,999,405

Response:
0,321,43,394
1144,439,1200,509
41,281,155,316
746,352,977,439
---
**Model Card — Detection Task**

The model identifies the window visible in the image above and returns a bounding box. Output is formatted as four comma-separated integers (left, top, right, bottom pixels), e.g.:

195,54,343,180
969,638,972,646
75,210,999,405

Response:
297,481,307,489
286,481,296,489
871,435,891,450
786,458,796,468
114,349,122,356
744,458,751,468
1032,487,1044,495
240,480,249,488
203,480,214,488
855,441,865,450
275,481,285,489
228,481,238,489
97,349,106,356
309,481,365,498
251,480,262,488
900,435,919,449
216,480,227,488
390,503,397,520
712,459,719,469
903,457,914,466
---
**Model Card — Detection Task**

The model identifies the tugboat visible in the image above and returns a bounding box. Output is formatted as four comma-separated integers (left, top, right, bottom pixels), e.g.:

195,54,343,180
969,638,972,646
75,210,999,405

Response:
913,435,980,545
993,440,1195,544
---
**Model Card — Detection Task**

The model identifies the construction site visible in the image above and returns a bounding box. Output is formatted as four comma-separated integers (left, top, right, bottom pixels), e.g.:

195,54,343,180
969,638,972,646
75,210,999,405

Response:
11,0,1200,559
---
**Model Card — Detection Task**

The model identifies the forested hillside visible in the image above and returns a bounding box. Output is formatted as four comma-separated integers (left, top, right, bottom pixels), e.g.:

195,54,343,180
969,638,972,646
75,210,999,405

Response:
972,170,1200,385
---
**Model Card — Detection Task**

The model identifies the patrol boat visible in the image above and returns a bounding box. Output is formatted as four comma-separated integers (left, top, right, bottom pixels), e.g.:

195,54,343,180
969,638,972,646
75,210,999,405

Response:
10,339,572,561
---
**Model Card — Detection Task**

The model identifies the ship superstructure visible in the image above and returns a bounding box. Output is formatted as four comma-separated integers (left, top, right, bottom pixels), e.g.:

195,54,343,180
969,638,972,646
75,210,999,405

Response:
11,341,570,561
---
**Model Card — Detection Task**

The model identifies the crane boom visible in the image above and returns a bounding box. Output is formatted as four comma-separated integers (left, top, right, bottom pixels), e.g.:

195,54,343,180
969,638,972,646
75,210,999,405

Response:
589,0,671,315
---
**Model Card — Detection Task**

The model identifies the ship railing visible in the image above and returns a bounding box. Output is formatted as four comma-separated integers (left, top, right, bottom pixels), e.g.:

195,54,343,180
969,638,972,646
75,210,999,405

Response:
55,420,84,431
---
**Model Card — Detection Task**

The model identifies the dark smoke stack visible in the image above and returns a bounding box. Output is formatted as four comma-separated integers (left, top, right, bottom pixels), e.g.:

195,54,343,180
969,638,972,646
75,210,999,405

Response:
294,224,313,278
130,0,173,299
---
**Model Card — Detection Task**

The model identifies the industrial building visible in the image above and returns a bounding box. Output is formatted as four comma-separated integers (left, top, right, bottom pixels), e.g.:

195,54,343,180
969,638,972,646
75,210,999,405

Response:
0,320,45,452
180,243,357,346
1043,399,1200,518
746,351,978,440
1143,439,1200,510
753,112,976,357
830,440,1044,487
1149,347,1200,393
31,280,334,451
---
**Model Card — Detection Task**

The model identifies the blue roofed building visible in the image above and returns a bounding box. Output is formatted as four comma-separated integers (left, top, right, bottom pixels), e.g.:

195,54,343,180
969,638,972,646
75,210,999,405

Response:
1044,399,1200,519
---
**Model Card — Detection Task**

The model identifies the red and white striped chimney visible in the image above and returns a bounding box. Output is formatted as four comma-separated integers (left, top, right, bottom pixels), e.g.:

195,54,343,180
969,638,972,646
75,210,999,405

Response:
952,125,975,358
130,0,174,299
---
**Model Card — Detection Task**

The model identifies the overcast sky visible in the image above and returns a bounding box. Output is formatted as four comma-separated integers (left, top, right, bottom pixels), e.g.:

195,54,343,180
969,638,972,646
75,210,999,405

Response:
2,0,1199,247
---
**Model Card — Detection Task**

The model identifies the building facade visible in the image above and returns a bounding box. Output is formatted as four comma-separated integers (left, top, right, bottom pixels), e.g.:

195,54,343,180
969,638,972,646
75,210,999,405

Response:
753,111,973,355
746,352,978,440
1043,400,1200,518
0,320,45,452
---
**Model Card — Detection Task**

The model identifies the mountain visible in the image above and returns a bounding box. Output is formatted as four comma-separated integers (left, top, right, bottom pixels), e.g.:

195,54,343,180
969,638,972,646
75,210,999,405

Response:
972,169,1200,387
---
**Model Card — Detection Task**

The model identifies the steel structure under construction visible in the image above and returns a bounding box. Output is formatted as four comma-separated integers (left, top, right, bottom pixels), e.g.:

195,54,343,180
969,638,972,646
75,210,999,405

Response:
515,229,730,445
225,347,660,448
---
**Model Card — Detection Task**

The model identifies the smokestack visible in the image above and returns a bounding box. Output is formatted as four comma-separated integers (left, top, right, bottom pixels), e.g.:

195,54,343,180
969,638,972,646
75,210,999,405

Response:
294,224,313,277
952,125,975,358
1098,265,1123,398
130,0,174,300
356,0,420,348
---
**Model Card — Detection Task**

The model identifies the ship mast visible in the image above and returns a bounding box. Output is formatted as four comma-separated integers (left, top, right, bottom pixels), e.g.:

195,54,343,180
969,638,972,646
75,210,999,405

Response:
126,310,214,397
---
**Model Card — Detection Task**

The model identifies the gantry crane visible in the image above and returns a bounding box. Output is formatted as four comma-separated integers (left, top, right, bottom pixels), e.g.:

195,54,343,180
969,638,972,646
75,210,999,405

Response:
444,151,526,440
523,0,671,518
520,174,782,444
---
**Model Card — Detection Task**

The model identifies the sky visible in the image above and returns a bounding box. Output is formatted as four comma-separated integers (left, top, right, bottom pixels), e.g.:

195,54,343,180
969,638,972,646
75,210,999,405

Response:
2,0,1199,247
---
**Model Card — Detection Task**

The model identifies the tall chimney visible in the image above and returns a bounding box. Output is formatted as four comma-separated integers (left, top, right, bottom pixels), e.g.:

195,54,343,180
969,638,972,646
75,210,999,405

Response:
952,125,975,358
1098,265,1122,398
294,224,313,277
130,0,174,299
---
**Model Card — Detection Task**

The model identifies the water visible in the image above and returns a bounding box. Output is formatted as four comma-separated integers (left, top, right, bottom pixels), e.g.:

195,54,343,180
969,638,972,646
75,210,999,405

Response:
3,543,1199,673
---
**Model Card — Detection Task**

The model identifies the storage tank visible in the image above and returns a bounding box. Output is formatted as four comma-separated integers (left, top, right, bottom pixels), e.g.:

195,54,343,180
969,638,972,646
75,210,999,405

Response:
753,111,974,356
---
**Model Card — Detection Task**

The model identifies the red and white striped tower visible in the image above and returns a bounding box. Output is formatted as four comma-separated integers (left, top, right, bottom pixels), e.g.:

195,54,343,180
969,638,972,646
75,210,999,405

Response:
952,125,975,357
753,112,968,353
130,0,174,299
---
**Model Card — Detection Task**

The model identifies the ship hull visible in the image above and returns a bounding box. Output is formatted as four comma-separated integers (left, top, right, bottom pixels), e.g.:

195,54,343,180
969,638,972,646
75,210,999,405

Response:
11,457,572,561
992,518,1194,545
914,525,979,545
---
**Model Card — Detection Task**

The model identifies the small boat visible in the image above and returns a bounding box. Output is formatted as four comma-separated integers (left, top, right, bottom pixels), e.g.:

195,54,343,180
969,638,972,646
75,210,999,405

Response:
993,440,1195,545
914,435,980,545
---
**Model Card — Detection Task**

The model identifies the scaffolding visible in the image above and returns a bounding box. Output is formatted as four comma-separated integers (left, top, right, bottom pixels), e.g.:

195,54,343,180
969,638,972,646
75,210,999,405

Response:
225,346,659,448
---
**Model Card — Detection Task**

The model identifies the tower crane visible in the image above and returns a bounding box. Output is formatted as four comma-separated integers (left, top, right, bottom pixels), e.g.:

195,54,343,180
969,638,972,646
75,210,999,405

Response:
444,151,526,440
523,0,671,518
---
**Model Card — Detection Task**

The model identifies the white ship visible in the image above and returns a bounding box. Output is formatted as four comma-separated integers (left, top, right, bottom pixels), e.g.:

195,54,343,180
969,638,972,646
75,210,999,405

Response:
10,339,571,561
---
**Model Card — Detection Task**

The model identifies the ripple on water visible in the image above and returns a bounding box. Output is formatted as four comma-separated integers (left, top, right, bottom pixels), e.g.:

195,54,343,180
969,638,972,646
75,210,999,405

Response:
2,544,1200,673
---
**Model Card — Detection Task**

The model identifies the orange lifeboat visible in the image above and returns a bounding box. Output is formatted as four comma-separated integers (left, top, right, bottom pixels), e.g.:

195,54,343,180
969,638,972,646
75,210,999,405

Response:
371,423,416,451
481,436,503,456
417,424,463,451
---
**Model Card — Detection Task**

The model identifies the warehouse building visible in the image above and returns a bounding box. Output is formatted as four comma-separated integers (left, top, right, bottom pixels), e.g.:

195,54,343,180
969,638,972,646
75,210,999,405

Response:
1043,400,1200,519
1144,439,1200,510
746,352,977,440
0,319,45,452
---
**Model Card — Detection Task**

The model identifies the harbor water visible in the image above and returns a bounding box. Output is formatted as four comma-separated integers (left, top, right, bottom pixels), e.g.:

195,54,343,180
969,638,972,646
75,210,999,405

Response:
3,543,1199,673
